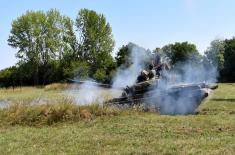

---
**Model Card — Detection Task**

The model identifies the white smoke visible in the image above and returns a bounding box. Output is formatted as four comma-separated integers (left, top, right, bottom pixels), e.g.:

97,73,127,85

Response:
112,43,152,88
0,100,10,109
66,43,151,105
145,57,218,115
166,61,218,84
111,43,218,115
65,81,120,105
67,43,218,115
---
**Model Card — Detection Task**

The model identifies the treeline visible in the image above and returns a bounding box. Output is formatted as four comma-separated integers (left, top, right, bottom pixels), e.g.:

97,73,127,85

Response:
1,9,116,87
117,40,235,82
0,9,235,87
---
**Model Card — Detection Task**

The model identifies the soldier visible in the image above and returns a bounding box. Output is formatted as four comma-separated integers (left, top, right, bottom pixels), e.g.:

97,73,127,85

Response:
154,53,161,67
148,64,156,79
136,70,149,83
153,54,162,77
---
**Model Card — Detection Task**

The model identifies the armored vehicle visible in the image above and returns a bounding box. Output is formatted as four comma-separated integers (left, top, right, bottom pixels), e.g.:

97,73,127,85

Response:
108,78,218,115
69,77,218,115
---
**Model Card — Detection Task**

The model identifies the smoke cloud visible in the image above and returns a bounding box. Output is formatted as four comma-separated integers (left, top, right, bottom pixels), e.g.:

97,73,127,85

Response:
65,81,121,105
69,43,218,115
112,44,218,115
112,43,152,88
146,56,218,115
166,61,218,84
65,82,102,105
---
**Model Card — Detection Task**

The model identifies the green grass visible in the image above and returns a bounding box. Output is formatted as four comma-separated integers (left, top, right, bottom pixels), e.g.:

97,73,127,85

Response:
0,83,235,154
0,86,64,102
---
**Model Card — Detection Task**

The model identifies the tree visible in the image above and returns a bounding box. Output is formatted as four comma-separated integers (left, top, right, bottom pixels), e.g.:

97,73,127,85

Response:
223,38,235,81
162,42,200,64
75,9,116,81
8,9,76,85
115,45,129,67
205,39,225,71
0,66,18,88
205,38,235,82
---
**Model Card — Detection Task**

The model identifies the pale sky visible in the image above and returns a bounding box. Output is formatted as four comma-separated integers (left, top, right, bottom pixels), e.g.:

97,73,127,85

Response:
1,0,235,69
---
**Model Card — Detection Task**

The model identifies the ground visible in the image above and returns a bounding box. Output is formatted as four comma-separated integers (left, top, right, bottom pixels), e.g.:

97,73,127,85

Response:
0,83,234,154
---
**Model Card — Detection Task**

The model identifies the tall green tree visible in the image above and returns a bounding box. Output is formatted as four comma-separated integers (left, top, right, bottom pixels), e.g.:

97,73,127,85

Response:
205,39,225,71
8,11,45,85
8,9,76,85
115,45,129,67
115,43,153,69
223,38,235,81
75,9,116,82
162,42,200,64
204,38,235,81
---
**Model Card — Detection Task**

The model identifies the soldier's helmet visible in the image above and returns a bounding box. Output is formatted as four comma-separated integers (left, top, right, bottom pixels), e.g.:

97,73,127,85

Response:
141,70,148,76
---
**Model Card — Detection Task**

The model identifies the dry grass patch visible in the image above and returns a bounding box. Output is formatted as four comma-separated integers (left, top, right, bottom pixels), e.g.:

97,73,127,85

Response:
44,83,69,91
0,98,120,126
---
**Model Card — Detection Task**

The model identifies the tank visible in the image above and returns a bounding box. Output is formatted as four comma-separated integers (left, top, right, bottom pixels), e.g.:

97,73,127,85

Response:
108,78,218,115
68,78,218,115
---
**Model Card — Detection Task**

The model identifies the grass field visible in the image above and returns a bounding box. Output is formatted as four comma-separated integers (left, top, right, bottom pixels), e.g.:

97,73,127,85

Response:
0,83,235,154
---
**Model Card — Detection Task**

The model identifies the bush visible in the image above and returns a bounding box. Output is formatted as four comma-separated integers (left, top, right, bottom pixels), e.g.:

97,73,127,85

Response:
94,69,106,82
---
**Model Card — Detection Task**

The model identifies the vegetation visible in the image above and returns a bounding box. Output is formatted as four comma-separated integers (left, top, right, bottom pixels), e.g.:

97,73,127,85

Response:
205,39,225,72
0,83,234,154
0,6,234,155
76,9,116,83
8,9,76,85
1,8,235,87
44,83,69,91
205,38,235,82
161,42,200,64
0,101,120,126
115,44,129,67
1,8,116,87
223,38,235,81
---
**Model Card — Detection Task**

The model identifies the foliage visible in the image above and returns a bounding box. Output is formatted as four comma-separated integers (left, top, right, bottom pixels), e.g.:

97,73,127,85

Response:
115,42,153,71
76,9,116,82
162,42,201,64
3,8,235,85
205,39,225,71
3,9,117,86
94,68,106,82
205,38,235,82
0,84,234,154
223,38,235,81
61,60,90,81
0,66,18,87
115,45,129,67
7,9,77,85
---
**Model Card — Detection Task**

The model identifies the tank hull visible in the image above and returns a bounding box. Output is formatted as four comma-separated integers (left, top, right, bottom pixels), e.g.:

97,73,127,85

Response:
108,81,217,115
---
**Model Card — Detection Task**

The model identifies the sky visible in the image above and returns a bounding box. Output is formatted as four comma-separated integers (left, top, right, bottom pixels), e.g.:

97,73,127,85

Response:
1,0,235,70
